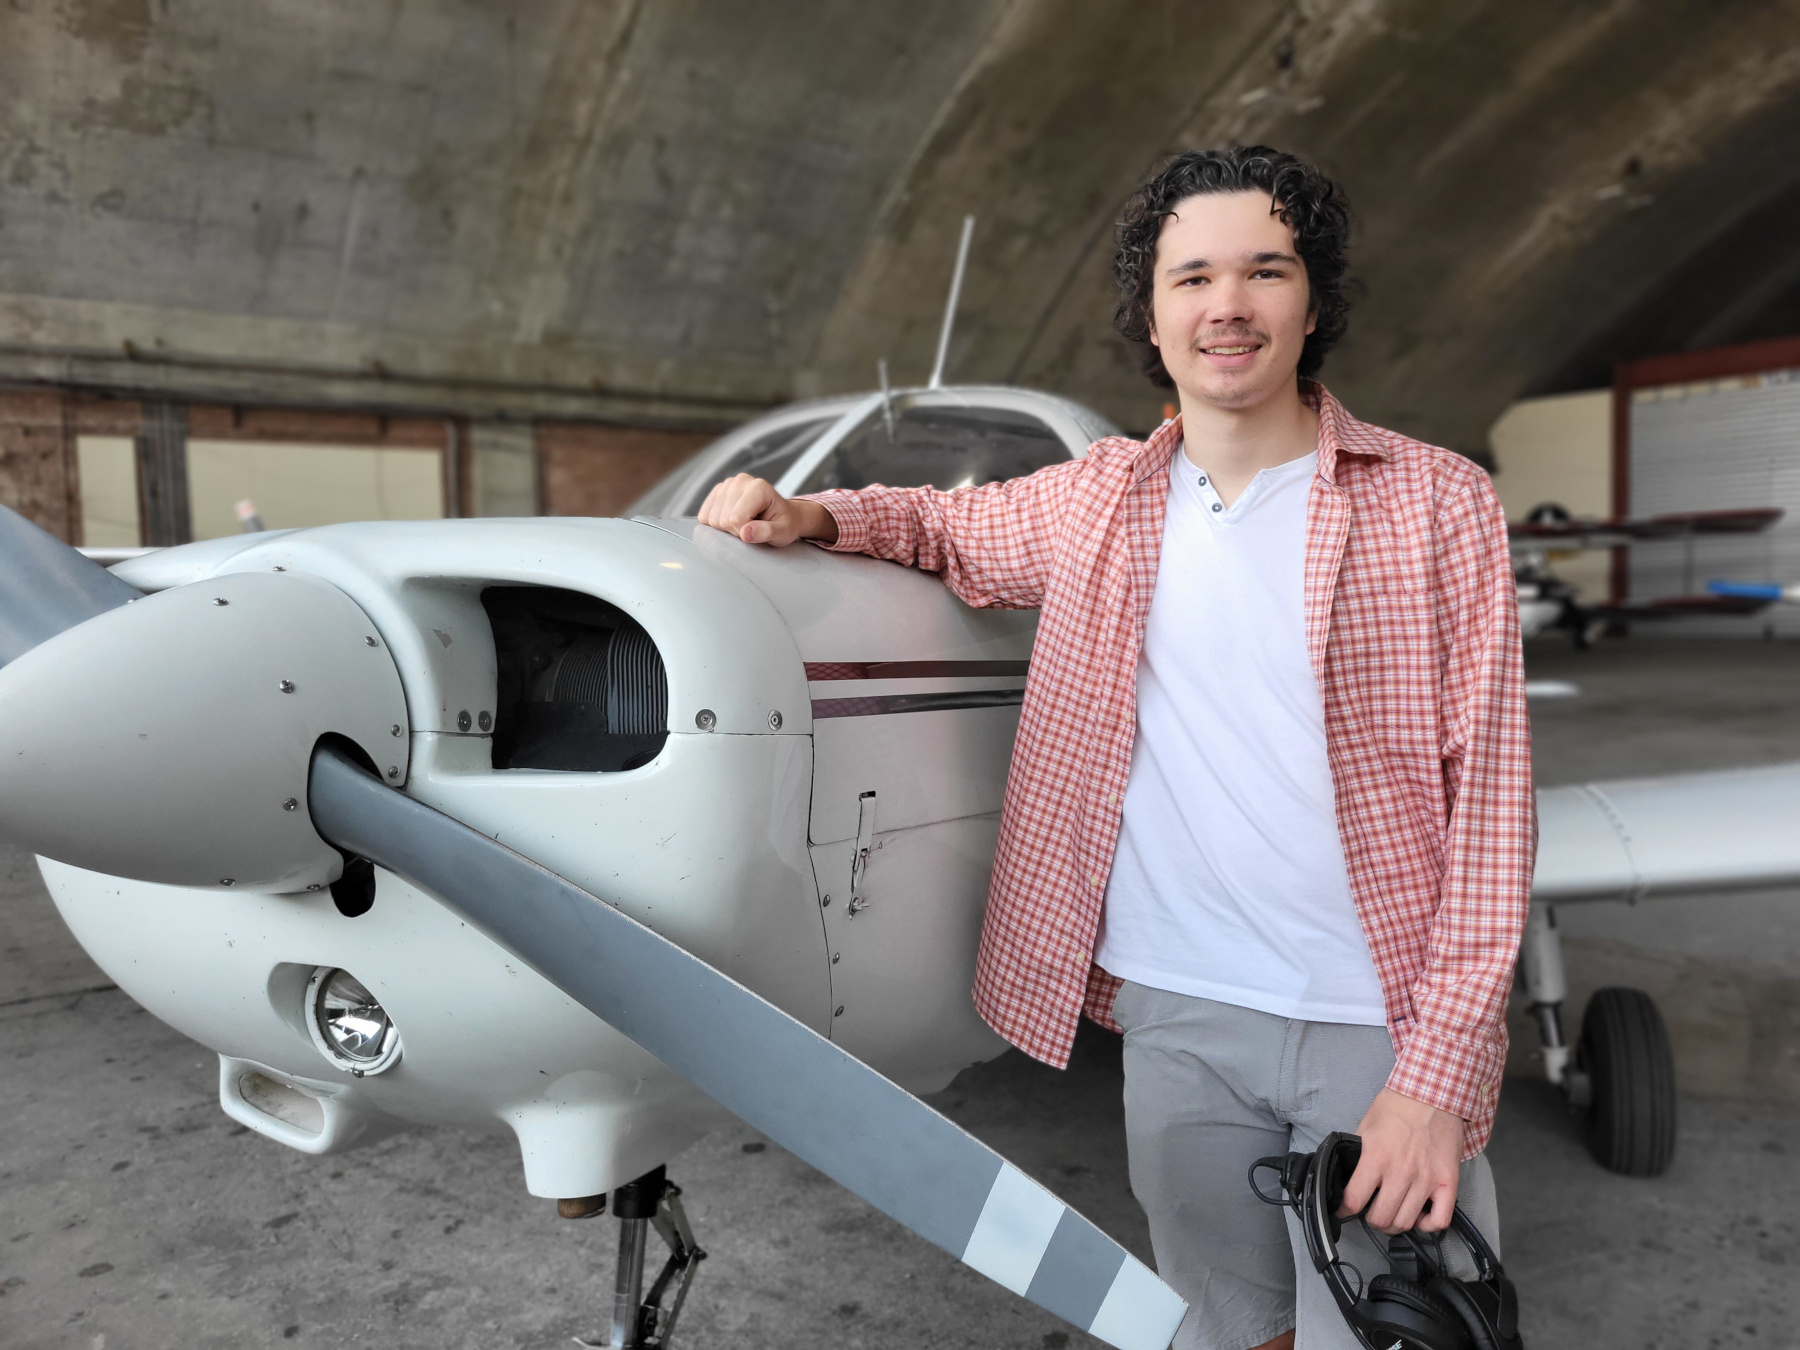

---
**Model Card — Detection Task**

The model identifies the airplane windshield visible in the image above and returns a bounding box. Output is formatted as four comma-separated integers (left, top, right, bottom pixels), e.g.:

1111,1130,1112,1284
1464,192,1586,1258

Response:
678,416,837,514
792,405,1068,495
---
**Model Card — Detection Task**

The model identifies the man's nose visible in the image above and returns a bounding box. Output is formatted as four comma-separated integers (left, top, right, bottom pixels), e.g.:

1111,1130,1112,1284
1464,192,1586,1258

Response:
1202,277,1254,324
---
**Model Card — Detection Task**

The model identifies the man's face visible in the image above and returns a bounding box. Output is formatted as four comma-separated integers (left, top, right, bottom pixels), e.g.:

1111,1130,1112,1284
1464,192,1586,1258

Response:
1148,190,1316,412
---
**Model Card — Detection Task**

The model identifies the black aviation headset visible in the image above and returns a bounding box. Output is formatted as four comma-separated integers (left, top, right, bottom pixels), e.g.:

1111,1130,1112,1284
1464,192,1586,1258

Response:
1249,1132,1523,1350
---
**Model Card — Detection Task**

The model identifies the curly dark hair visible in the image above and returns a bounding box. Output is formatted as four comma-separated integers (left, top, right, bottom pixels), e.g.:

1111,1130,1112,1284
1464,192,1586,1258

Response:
1113,146,1353,386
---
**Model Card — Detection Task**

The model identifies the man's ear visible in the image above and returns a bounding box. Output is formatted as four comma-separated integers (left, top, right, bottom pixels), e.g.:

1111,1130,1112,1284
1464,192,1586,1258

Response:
1147,313,1160,350
1305,303,1317,338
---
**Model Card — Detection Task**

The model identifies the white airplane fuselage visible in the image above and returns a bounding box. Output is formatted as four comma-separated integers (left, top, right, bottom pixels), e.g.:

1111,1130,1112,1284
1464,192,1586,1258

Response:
42,516,1027,1199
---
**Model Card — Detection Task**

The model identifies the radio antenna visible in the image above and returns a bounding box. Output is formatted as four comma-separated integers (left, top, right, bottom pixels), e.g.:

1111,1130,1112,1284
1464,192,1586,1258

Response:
926,215,975,390
877,358,896,441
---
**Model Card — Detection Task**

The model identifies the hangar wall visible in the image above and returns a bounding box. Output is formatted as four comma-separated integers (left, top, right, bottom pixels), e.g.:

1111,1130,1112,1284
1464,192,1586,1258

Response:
1489,389,1612,604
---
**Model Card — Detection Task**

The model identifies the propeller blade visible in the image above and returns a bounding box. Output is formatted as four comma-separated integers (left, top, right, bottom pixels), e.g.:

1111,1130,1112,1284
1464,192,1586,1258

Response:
308,745,1186,1350
0,504,141,667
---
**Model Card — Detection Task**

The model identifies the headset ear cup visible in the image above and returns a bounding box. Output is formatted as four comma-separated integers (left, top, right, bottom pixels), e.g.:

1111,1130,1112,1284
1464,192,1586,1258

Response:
1363,1274,1475,1350
1427,1275,1511,1350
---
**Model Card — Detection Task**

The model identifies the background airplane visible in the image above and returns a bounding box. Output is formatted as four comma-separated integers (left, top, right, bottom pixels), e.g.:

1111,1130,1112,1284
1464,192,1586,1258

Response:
1511,504,1786,646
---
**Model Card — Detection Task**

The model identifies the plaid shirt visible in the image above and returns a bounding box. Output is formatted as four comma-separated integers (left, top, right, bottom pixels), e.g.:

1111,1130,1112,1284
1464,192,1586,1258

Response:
805,385,1533,1155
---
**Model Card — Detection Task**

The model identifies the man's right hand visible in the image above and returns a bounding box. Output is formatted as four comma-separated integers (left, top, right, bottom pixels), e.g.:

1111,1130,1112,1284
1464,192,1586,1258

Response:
696,474,839,547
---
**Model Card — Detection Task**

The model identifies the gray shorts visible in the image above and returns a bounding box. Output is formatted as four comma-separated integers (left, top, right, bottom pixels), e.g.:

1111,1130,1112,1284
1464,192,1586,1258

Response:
1113,981,1500,1350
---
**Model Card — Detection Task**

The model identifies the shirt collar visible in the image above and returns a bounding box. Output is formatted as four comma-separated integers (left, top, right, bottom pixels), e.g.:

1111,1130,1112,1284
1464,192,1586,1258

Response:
1130,382,1391,487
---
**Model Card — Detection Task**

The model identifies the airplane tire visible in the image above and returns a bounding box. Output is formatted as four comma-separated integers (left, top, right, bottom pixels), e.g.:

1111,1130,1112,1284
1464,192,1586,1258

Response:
1577,987,1677,1176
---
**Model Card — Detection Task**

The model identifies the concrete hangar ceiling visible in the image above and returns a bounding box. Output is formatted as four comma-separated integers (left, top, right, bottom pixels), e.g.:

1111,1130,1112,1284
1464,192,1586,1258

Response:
2,0,1798,453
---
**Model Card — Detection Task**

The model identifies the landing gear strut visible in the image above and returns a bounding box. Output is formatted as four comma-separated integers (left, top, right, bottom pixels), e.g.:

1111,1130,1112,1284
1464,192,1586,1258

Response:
1519,903,1677,1175
568,1166,707,1349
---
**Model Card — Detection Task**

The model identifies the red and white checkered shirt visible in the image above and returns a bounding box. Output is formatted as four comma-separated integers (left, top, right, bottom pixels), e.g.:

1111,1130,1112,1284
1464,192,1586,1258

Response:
805,385,1534,1155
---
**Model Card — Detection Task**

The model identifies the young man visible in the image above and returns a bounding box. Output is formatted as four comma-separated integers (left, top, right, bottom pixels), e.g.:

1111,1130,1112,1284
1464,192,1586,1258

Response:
699,147,1533,1350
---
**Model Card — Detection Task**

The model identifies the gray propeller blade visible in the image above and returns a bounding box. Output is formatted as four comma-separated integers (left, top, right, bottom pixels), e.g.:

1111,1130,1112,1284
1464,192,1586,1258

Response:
0,505,141,667
308,744,1186,1350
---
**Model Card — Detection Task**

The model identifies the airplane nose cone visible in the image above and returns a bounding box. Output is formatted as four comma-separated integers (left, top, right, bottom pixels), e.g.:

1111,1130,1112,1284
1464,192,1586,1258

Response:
0,571,410,891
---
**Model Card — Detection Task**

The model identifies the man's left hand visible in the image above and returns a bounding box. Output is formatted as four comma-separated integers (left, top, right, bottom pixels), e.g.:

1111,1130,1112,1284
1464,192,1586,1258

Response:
1337,1088,1466,1234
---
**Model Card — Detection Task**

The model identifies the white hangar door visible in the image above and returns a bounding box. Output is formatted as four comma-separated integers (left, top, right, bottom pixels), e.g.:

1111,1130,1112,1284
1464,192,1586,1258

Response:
1629,368,1800,637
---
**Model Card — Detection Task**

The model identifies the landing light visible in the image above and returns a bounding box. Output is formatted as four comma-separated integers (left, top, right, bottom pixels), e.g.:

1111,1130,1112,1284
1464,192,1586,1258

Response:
305,967,403,1075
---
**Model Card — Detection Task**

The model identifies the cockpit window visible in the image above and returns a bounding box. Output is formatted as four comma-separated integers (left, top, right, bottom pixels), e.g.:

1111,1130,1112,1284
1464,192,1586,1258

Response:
792,405,1069,496
677,416,836,515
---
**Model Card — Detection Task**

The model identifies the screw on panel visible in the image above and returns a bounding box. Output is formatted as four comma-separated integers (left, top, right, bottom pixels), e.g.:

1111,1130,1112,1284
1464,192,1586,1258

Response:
695,709,717,731
272,566,286,572
282,798,298,812
278,680,295,693
212,598,229,607
478,711,492,731
768,710,783,730
821,894,831,908
365,636,378,647
220,878,236,887
831,953,840,964
457,710,472,732
306,883,323,891
834,1006,845,1017
386,766,400,780
391,724,402,737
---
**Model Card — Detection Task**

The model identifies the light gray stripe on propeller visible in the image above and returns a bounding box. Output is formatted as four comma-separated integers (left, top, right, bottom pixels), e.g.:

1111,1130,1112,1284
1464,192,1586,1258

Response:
0,505,141,667
307,746,1185,1350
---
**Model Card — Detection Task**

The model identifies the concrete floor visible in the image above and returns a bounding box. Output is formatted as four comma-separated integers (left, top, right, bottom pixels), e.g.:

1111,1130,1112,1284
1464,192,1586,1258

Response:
3,637,1797,1350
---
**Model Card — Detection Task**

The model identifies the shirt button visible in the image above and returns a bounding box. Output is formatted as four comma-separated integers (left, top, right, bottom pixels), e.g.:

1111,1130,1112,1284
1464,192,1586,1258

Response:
1196,475,1207,486
1090,875,1104,888
1211,503,1222,513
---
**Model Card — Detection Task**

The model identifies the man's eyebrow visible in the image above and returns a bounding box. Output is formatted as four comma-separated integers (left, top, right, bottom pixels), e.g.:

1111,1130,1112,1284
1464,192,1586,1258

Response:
1163,250,1300,277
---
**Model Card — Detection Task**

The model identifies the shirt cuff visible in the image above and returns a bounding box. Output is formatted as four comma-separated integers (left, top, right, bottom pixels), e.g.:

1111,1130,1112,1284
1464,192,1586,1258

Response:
1385,1019,1506,1124
796,491,868,554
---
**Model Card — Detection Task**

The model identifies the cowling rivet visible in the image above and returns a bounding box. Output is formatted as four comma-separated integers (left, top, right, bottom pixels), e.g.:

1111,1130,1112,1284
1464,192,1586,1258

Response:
278,680,295,694
695,709,717,731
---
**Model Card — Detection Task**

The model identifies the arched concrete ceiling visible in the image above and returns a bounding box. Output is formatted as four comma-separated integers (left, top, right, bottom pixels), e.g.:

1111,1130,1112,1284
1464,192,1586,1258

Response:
2,0,1798,446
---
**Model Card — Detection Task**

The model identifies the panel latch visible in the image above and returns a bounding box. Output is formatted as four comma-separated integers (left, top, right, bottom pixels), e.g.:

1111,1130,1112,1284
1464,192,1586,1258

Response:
847,791,877,917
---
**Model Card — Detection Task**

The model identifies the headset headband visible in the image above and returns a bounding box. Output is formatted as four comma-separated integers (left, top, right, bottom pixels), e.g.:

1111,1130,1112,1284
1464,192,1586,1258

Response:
1250,1132,1523,1350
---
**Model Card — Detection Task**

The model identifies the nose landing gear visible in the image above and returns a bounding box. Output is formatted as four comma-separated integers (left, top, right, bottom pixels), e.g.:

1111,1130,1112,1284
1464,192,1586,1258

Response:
565,1166,707,1349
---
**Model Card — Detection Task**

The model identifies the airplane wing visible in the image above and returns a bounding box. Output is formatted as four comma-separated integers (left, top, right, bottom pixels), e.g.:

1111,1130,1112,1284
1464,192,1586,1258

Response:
1585,593,1775,621
1707,580,1800,604
1509,506,1783,552
0,504,1185,1350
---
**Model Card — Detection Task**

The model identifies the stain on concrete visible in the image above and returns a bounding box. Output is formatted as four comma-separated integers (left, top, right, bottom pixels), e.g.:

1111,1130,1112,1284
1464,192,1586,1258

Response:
73,75,211,136
57,0,153,65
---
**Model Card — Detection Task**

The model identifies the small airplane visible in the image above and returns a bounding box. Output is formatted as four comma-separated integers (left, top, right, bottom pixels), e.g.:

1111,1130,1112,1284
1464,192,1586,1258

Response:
1510,503,1786,646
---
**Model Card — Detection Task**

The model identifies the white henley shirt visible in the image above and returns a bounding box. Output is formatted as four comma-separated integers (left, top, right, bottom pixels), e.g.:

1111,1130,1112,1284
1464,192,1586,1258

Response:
1093,445,1388,1026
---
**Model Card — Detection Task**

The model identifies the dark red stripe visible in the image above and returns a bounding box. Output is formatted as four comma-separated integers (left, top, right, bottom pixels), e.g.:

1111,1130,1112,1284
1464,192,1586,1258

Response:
812,689,1026,719
804,660,1029,681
